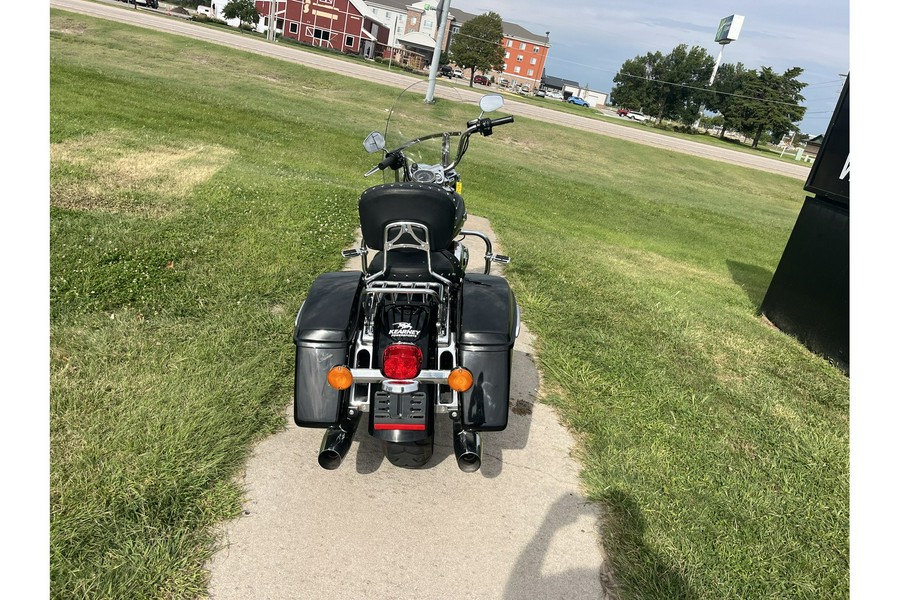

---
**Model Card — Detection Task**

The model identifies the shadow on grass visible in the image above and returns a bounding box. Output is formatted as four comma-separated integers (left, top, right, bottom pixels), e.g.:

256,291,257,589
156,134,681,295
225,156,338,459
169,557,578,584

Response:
598,490,697,600
726,259,774,310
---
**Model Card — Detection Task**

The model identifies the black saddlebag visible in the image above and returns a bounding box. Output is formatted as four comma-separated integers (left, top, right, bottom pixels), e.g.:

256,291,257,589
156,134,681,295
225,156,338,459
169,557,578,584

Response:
293,271,364,427
457,274,517,431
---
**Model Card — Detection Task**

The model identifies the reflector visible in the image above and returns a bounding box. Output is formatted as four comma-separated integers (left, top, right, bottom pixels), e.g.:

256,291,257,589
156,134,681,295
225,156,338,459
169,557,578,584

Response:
448,367,474,392
327,366,353,390
382,344,423,380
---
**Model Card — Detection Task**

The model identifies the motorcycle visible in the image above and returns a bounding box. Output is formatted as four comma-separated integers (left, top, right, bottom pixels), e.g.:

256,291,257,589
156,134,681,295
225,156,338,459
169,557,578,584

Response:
292,84,519,472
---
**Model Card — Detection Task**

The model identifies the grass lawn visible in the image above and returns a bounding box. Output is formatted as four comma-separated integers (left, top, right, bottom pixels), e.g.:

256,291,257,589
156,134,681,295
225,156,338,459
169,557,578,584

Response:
49,10,848,600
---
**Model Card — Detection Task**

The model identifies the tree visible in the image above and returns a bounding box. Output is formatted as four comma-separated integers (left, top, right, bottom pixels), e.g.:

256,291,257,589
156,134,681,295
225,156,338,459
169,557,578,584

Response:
611,44,714,126
222,0,260,29
706,62,748,139
610,51,663,114
728,66,807,148
449,12,505,88
658,44,716,126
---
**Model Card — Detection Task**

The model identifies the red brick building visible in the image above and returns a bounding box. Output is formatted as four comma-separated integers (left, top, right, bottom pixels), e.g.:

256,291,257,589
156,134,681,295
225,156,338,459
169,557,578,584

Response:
448,8,550,90
498,33,549,90
255,0,390,58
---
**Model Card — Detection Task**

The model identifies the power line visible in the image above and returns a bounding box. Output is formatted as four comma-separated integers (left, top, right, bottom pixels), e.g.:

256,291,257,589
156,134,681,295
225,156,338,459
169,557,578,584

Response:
448,25,830,113
803,78,846,88
615,71,808,109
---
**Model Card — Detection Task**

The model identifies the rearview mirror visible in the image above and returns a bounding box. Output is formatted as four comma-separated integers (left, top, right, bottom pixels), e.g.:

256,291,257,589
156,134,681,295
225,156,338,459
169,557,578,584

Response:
479,94,504,114
363,131,385,153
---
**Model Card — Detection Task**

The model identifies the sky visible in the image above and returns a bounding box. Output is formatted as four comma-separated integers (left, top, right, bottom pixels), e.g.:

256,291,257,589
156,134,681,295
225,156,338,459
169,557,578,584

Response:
452,0,849,135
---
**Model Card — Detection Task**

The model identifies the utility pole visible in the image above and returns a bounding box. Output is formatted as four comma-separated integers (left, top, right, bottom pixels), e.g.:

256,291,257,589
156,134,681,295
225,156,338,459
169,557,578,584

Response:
425,0,451,104
388,15,398,70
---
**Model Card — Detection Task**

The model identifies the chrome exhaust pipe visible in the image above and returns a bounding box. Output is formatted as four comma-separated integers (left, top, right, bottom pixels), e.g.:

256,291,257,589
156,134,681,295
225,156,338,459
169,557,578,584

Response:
453,424,482,473
317,413,360,470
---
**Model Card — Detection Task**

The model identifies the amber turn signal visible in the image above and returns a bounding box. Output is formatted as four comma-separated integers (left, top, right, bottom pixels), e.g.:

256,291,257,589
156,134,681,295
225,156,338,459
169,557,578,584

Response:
327,366,353,390
448,367,474,392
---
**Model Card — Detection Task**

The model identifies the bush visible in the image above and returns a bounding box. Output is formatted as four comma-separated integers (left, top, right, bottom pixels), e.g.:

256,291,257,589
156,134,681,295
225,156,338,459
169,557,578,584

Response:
673,124,698,134
190,14,226,26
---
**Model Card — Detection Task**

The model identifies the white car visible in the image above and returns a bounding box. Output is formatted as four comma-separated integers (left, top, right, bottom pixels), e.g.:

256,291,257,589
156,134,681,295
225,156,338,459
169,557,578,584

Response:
627,111,649,122
453,69,464,78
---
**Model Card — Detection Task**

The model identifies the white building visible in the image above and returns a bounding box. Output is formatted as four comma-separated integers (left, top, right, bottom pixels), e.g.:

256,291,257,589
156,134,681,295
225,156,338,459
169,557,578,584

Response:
366,0,411,49
366,0,447,53
206,1,241,28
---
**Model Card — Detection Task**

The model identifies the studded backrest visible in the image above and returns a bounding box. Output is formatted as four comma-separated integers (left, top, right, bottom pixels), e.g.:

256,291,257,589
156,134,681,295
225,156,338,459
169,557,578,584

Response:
359,182,465,251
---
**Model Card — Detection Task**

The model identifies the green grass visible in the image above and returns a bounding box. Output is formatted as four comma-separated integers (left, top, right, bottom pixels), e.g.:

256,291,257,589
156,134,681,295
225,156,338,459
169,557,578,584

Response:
497,90,813,166
50,10,848,600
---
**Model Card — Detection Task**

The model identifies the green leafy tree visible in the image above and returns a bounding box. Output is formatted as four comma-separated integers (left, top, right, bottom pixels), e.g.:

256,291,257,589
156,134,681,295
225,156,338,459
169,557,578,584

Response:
222,0,260,29
611,44,714,126
729,66,808,148
659,44,716,126
610,50,663,113
449,12,505,87
707,62,748,139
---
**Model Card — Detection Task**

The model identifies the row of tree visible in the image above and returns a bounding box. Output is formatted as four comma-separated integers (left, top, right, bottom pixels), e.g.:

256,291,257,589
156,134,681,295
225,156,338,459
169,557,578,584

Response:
610,44,808,147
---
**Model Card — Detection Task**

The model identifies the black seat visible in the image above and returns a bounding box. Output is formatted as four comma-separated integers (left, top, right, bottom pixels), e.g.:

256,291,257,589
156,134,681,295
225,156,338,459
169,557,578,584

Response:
367,249,463,282
359,182,466,251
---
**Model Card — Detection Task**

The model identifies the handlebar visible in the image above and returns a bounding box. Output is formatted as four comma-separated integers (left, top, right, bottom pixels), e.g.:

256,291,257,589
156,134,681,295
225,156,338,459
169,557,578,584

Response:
365,114,514,177
466,115,515,137
364,151,404,177
488,115,515,128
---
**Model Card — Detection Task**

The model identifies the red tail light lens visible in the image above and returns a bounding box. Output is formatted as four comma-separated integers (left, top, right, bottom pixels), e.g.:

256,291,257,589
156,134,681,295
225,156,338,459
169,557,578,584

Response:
382,344,423,380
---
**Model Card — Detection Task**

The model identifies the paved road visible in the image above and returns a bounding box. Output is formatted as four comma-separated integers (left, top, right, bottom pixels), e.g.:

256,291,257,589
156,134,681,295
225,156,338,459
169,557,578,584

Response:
51,0,808,180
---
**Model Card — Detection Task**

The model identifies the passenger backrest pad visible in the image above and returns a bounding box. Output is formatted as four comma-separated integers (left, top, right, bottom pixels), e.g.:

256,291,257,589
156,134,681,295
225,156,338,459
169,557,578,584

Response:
359,182,465,251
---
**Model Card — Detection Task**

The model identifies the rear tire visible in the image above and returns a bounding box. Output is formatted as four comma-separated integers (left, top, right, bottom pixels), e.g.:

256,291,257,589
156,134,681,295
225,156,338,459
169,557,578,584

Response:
383,437,434,469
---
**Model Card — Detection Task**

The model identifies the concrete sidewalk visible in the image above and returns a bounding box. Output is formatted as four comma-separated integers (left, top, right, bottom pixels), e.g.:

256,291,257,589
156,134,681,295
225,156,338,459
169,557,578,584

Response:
205,215,613,599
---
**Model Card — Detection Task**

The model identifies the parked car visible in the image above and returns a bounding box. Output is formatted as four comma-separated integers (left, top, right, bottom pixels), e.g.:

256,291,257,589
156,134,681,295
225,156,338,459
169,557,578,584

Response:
473,75,490,86
439,65,454,78
616,107,630,117
453,68,464,78
627,111,649,122
567,96,590,107
546,90,564,100
533,89,546,97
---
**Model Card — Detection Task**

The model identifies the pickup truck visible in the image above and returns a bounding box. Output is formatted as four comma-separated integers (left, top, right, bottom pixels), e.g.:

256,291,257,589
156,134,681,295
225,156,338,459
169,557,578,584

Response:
617,108,649,122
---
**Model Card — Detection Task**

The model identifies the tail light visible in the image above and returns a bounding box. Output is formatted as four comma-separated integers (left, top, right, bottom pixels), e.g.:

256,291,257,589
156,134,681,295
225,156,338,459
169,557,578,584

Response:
382,344,423,380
